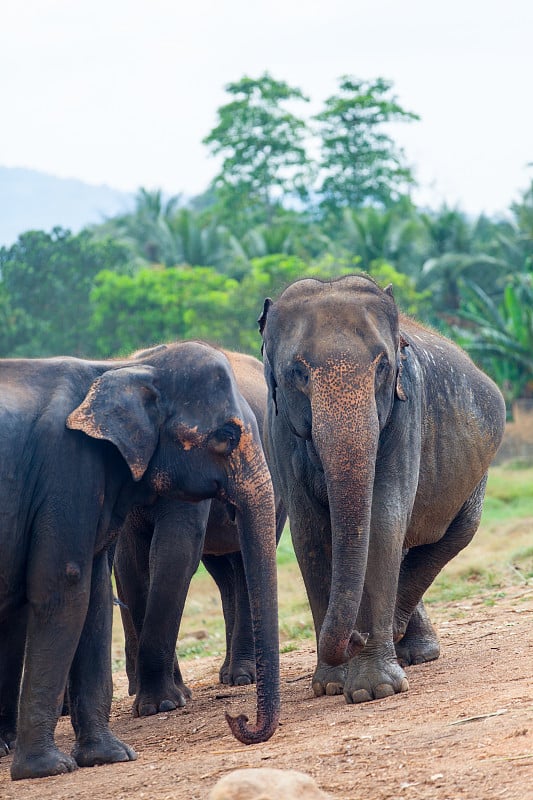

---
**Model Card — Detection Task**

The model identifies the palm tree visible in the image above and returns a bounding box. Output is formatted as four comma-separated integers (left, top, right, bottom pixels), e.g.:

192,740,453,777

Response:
456,273,533,402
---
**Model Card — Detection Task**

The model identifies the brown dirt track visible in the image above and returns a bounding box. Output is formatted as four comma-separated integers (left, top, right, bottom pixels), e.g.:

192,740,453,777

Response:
1,586,532,800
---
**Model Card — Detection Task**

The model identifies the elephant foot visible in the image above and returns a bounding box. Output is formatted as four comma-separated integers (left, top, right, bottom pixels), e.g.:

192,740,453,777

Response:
344,651,409,704
133,680,190,717
220,658,256,686
72,731,137,767
394,602,440,667
311,663,346,697
11,745,78,780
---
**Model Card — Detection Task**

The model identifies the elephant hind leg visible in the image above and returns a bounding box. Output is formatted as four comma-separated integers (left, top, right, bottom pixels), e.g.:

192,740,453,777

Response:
394,599,440,666
204,553,256,686
395,474,488,649
0,607,27,754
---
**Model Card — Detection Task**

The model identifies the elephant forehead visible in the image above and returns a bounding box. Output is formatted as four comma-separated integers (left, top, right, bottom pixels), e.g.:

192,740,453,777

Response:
306,354,380,420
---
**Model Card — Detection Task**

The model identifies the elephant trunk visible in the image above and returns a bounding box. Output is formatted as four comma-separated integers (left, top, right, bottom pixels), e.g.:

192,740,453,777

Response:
311,365,380,667
224,423,280,744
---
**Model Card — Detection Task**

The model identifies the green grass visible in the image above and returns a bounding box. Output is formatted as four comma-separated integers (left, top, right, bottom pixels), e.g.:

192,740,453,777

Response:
112,461,533,667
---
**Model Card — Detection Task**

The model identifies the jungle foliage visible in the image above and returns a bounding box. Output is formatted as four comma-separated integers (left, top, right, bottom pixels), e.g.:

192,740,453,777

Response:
1,73,532,407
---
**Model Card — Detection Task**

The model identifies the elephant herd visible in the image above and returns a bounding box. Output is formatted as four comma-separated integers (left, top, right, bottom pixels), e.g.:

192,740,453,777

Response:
0,274,506,780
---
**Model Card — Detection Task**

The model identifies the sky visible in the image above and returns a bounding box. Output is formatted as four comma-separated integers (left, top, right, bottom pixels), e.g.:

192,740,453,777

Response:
1,0,532,217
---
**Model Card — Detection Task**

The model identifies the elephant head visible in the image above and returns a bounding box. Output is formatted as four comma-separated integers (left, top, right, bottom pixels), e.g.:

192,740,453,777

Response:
259,276,408,667
67,341,279,744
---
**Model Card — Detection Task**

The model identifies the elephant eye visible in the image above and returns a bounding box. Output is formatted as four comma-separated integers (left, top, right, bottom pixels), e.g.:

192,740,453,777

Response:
208,421,242,456
376,354,390,377
291,363,309,391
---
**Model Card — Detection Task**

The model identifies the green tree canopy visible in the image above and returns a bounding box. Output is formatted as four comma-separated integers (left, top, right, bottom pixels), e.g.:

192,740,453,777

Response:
203,73,313,234
315,76,419,218
89,265,240,357
0,227,131,357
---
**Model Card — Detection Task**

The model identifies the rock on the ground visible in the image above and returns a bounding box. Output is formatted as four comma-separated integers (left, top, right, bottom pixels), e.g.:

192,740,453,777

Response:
208,767,332,799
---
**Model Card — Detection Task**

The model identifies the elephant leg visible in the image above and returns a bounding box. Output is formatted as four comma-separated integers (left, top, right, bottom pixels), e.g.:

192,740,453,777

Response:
203,554,236,683
11,555,92,779
394,475,488,646
204,553,256,686
133,500,210,717
69,549,136,768
395,599,440,666
113,514,151,696
0,607,27,756
343,517,409,704
288,489,345,697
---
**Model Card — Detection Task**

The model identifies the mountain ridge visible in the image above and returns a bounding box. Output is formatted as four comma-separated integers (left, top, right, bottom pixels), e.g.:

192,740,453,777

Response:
0,166,134,247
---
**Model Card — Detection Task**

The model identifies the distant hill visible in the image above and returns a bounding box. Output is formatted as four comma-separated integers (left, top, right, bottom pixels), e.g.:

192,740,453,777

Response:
0,166,135,247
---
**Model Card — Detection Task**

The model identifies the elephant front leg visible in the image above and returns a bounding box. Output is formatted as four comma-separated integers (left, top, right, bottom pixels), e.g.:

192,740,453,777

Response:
289,492,346,697
343,527,409,705
133,501,209,717
68,550,136,768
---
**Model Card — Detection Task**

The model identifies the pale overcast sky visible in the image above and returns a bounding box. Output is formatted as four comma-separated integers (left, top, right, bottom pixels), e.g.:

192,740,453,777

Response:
1,0,532,215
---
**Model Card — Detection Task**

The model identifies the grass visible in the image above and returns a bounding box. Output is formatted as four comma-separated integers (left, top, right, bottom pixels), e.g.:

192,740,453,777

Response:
112,461,533,669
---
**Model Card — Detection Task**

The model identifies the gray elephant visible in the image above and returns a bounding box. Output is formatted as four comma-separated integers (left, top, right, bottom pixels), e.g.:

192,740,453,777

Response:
113,348,286,717
259,274,506,704
0,342,279,781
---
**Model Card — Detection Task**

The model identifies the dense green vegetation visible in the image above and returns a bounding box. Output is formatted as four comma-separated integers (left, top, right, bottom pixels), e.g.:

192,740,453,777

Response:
1,73,532,407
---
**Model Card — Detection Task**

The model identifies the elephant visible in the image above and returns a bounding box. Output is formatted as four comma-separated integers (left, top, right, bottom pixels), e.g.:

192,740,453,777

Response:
113,347,286,718
0,341,279,780
259,274,506,705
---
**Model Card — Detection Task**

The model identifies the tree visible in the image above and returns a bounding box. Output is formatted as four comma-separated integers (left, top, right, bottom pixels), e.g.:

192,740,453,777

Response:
110,188,183,266
203,73,313,234
88,265,240,357
456,272,533,403
336,199,427,278
416,207,509,323
0,227,131,357
315,76,419,218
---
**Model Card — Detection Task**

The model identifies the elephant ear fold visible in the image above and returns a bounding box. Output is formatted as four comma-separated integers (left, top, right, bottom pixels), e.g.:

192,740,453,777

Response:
395,335,409,401
258,298,273,336
66,366,162,481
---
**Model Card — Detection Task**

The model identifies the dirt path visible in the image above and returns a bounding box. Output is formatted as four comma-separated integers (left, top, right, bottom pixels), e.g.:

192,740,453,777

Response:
1,586,532,799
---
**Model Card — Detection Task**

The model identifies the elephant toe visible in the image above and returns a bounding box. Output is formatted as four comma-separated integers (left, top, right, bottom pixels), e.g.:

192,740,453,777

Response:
159,698,185,712
220,660,256,686
312,663,346,697
347,688,372,704
234,674,253,686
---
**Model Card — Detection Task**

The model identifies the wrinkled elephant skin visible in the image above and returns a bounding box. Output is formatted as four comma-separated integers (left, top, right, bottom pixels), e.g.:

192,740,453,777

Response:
260,275,506,705
0,342,279,780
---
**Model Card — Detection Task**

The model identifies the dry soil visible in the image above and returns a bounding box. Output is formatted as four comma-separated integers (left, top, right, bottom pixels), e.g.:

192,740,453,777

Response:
1,585,532,800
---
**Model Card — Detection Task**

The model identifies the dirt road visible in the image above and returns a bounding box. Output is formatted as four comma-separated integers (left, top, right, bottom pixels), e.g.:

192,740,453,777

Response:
1,585,532,799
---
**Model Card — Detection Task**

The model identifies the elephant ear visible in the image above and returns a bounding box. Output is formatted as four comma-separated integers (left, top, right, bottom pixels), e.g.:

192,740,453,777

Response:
66,365,162,481
396,335,409,401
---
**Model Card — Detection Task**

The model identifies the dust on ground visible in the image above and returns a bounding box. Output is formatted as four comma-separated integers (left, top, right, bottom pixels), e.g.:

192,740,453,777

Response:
1,585,532,800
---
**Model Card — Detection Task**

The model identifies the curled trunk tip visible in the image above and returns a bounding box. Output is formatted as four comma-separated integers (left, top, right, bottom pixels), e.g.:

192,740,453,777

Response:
225,710,280,745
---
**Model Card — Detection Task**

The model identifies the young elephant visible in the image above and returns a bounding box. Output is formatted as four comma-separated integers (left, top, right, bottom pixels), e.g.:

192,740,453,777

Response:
0,342,279,781
259,274,506,705
113,349,286,717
